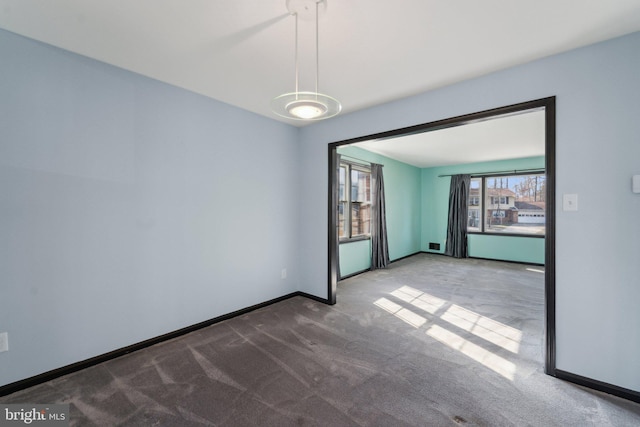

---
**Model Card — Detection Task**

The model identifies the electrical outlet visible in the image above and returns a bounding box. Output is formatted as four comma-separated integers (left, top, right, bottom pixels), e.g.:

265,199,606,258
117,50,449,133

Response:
281,268,287,279
0,332,8,353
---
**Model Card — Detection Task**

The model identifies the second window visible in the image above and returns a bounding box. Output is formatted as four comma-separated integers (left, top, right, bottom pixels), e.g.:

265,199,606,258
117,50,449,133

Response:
339,162,372,240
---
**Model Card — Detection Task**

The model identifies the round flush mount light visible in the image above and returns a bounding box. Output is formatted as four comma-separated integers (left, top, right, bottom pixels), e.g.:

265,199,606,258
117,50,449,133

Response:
272,92,341,120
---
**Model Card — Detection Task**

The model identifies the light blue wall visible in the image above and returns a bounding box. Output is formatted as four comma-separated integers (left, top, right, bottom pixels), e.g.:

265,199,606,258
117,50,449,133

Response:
298,33,640,392
0,30,299,387
2,26,639,396
337,146,422,276
421,157,545,264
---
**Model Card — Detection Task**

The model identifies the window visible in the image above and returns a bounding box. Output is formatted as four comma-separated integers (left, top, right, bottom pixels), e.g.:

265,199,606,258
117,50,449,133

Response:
490,196,509,205
468,179,481,232
339,162,371,240
467,173,546,236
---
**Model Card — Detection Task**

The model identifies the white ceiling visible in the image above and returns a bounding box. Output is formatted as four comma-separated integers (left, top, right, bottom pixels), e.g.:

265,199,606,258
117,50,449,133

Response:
353,109,545,168
1,1,639,127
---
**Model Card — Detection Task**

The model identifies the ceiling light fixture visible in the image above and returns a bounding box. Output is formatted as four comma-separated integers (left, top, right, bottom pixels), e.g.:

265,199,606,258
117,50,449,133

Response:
271,0,341,121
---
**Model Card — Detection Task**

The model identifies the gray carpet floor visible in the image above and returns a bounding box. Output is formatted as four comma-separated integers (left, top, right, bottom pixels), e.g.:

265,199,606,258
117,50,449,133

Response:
2,254,640,426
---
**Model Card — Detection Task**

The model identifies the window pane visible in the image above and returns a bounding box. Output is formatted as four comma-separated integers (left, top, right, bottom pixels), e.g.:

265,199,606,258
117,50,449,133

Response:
351,203,371,236
350,168,372,237
484,174,546,236
339,166,346,201
468,178,482,232
338,202,347,238
351,169,371,203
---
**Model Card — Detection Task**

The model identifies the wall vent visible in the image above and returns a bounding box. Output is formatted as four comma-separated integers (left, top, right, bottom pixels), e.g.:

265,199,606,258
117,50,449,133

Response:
429,242,440,250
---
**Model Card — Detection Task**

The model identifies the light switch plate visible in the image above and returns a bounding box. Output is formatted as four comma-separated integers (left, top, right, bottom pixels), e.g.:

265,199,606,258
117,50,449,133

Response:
563,194,578,211
633,175,640,193
0,332,8,353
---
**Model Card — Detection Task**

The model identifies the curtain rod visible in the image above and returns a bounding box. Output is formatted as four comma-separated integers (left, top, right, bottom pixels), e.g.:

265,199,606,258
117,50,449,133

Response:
438,168,544,178
339,155,383,167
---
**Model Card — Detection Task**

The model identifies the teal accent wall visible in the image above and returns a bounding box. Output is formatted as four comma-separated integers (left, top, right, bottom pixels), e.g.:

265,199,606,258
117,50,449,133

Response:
339,240,371,277
337,146,422,276
468,235,544,264
337,148,545,275
421,156,545,264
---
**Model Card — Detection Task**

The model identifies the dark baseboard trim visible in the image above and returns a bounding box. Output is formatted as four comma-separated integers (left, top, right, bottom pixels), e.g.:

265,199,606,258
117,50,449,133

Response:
0,291,321,398
338,268,370,281
296,291,330,305
420,250,446,257
555,369,640,404
468,256,545,267
420,250,545,267
390,251,423,264
338,251,425,282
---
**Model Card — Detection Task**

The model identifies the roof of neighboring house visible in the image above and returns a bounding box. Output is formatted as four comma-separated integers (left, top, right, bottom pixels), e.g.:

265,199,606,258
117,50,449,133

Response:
469,188,517,197
515,201,546,210
486,188,516,197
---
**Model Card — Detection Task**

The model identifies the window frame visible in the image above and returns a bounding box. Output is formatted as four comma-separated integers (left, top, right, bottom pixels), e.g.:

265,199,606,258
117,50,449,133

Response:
468,171,546,239
338,161,372,242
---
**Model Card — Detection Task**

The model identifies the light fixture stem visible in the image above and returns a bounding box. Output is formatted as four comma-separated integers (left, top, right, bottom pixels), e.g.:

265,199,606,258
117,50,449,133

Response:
315,0,319,96
294,12,299,96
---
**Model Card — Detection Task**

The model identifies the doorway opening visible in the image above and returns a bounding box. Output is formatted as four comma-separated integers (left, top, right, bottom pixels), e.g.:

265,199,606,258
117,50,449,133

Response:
327,97,556,374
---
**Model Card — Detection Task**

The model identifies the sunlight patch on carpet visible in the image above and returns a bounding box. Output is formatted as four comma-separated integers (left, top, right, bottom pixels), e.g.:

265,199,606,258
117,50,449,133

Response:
374,285,523,380
441,304,522,354
390,286,446,314
374,297,427,328
426,325,516,380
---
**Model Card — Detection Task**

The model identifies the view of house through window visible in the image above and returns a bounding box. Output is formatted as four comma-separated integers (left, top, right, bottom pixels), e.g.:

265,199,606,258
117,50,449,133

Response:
468,173,546,236
338,162,372,239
